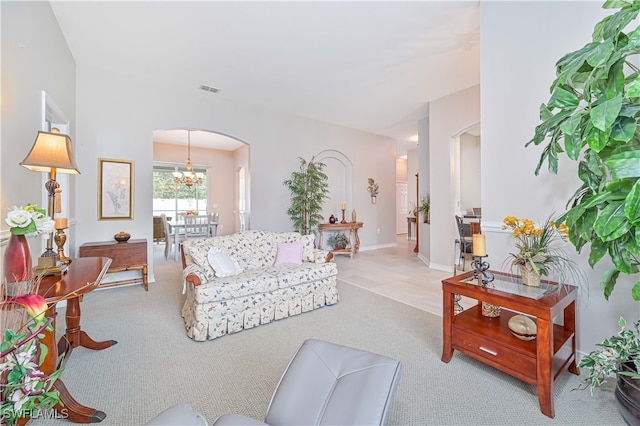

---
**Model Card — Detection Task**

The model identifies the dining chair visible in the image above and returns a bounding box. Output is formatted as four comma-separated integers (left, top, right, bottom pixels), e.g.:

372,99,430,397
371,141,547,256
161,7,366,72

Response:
161,214,185,260
209,213,219,237
184,215,210,239
455,215,473,270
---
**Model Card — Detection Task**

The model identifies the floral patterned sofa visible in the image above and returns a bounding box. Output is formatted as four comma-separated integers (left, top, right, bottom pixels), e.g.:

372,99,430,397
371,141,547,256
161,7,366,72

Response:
180,230,339,341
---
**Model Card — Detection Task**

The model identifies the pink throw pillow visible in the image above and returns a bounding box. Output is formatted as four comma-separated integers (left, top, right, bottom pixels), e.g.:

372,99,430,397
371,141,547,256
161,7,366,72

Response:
275,242,304,266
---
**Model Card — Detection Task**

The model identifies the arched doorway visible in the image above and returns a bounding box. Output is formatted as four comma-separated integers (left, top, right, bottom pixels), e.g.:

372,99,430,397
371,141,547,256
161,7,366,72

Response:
152,129,250,235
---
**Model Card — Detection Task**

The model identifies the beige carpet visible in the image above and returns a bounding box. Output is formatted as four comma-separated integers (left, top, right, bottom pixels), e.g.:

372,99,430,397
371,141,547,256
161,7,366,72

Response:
30,252,624,426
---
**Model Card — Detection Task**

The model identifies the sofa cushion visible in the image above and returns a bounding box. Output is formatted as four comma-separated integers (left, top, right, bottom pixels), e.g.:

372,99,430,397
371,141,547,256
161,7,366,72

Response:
264,262,338,289
208,247,243,277
193,269,280,304
275,242,304,266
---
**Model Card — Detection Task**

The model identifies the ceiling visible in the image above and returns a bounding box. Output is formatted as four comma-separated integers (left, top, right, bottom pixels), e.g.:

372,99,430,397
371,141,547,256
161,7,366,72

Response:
50,1,480,155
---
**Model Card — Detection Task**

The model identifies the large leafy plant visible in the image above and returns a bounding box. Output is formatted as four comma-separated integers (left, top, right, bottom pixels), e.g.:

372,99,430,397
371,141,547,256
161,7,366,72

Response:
283,156,329,235
527,0,640,301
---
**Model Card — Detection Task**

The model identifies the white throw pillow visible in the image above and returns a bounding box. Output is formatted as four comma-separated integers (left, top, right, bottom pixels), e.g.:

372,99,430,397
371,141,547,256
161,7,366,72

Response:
207,247,243,277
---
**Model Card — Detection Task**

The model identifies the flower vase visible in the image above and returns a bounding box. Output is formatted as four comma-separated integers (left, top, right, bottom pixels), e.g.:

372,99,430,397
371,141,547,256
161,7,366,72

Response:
3,234,32,297
521,267,541,287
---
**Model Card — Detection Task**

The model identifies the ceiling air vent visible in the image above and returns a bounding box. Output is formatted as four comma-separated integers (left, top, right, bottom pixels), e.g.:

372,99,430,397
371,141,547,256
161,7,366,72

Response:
199,84,219,94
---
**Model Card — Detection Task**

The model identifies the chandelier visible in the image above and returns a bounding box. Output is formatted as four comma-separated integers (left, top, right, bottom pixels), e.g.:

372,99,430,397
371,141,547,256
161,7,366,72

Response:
173,130,204,187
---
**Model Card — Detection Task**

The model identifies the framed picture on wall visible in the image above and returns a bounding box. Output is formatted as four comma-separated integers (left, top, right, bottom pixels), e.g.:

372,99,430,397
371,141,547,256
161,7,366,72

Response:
98,158,134,220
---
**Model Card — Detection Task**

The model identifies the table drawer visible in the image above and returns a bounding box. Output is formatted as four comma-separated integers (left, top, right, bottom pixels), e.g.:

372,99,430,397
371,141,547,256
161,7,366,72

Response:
453,327,536,382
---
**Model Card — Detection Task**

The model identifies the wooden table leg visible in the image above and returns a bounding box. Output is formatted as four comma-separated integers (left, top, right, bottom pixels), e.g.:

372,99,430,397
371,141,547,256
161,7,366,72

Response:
441,290,454,363
348,228,354,258
42,307,109,423
65,296,117,350
142,264,149,291
565,300,579,375
536,317,554,418
53,379,107,423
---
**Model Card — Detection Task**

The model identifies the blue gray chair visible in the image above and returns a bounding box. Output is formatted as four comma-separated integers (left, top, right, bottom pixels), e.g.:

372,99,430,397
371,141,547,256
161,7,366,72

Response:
147,339,402,426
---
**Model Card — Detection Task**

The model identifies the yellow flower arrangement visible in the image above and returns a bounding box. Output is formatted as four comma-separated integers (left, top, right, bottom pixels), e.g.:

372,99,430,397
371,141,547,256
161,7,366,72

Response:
502,215,571,277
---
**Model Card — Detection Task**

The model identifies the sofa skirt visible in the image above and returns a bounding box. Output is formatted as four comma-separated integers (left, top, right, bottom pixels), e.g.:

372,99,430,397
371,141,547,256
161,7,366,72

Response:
182,277,339,341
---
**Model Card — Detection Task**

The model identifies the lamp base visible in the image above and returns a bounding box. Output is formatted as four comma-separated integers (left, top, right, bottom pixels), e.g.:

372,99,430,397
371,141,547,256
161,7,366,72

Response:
33,256,68,276
33,264,68,276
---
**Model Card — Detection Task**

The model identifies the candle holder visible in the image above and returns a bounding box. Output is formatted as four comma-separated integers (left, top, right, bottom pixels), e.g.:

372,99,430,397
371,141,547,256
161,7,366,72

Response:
472,255,500,317
471,255,494,287
340,208,347,224
54,226,71,265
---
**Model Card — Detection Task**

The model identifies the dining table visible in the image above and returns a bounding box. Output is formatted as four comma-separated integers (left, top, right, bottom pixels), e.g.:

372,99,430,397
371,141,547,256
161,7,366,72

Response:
168,217,219,261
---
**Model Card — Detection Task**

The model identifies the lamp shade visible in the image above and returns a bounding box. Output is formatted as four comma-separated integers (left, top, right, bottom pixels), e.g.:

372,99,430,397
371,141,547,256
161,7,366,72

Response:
20,131,80,174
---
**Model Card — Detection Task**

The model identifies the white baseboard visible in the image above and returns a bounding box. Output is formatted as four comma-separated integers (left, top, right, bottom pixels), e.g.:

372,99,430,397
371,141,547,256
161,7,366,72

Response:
360,243,397,251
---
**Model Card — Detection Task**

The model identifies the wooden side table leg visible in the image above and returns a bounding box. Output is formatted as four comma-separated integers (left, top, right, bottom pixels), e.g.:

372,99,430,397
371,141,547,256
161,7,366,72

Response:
536,318,555,418
349,229,354,258
53,378,106,423
66,297,118,351
142,264,148,291
354,228,360,253
441,290,454,363
565,300,579,375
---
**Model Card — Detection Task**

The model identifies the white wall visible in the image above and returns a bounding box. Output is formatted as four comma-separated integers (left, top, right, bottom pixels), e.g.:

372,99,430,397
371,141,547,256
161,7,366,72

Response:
427,85,480,271
481,1,639,350
1,2,77,264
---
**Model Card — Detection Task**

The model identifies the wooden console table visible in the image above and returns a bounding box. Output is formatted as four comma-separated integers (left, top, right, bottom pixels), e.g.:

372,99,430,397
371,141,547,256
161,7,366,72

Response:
37,257,115,423
79,239,148,290
441,271,578,418
318,222,363,258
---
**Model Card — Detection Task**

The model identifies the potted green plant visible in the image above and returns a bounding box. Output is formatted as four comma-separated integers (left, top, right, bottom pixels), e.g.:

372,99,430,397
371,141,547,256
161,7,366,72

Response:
528,2,640,420
419,195,430,223
527,1,640,302
327,233,350,250
576,317,640,424
283,157,330,235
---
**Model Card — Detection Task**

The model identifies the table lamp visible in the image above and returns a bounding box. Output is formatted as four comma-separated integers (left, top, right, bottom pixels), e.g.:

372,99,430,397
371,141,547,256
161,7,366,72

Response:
20,130,80,274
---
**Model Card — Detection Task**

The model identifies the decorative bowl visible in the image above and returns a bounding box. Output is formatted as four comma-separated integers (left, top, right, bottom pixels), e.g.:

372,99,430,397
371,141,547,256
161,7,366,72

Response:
114,232,131,242
508,314,537,341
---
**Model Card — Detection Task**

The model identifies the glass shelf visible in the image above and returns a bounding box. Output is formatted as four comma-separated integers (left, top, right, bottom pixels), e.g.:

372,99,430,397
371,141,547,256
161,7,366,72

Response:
461,273,556,300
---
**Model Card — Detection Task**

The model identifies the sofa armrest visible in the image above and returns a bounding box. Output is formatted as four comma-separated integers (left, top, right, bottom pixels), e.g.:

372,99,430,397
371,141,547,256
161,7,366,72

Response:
313,249,333,263
182,248,205,288
186,272,203,287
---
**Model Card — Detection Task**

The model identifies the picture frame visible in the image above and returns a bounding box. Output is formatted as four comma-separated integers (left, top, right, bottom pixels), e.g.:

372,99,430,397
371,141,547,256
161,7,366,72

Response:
98,158,134,220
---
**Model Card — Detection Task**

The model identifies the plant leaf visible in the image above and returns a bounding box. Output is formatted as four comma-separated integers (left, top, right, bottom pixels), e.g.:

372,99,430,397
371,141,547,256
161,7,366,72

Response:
590,96,622,131
586,39,614,68
605,151,640,179
560,111,586,136
606,58,626,99
625,180,640,224
586,126,611,152
595,200,632,241
627,75,640,97
589,238,609,267
610,116,636,142
632,280,640,301
601,267,620,300
609,239,632,274
548,87,580,109
564,133,582,160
